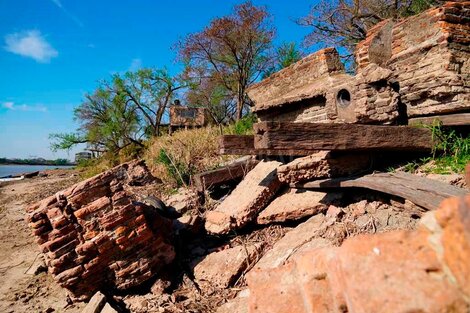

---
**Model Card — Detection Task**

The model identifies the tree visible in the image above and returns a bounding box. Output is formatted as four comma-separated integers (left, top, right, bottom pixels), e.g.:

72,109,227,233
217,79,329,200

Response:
185,74,237,130
178,1,275,120
50,82,143,154
298,0,440,60
116,68,190,137
263,42,304,78
50,68,187,154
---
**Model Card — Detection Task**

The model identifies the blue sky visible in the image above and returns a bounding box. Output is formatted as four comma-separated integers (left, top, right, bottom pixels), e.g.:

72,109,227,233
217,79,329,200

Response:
0,0,318,160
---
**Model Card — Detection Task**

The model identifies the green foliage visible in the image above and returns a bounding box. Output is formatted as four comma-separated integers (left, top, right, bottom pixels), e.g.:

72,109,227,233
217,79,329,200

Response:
401,123,470,174
226,113,256,135
0,157,73,166
49,133,87,152
263,42,303,78
429,123,470,174
145,126,234,187
156,148,190,186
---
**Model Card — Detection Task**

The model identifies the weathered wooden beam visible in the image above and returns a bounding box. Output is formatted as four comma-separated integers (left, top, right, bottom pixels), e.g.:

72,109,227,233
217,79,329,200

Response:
218,135,312,156
291,172,467,211
408,113,470,126
192,157,260,192
254,122,434,152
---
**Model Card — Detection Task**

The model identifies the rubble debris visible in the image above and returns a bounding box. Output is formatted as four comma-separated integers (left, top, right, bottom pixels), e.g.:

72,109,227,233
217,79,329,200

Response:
82,291,106,313
192,156,259,192
216,289,250,313
256,189,342,224
26,160,175,300
192,244,263,290
205,160,282,234
294,171,467,211
150,278,171,296
101,303,118,313
247,194,470,313
174,214,202,234
164,187,200,215
254,214,333,270
277,151,372,184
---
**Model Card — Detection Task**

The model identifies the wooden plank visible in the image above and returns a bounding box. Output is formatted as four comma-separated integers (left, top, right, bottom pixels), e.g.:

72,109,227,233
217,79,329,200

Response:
192,157,260,192
218,135,312,156
254,122,434,152
409,113,470,126
291,172,467,211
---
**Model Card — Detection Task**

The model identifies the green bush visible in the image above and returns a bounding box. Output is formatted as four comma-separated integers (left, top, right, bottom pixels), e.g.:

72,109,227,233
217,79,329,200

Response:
226,113,256,135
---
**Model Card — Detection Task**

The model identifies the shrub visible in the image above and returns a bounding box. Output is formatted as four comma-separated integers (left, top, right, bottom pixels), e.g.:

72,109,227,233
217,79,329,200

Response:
145,126,236,187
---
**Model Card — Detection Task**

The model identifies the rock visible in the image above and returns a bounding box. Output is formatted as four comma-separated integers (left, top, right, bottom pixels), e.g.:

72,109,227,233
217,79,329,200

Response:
123,159,158,186
423,195,470,299
253,214,333,270
150,278,171,295
426,173,465,188
192,244,263,290
247,247,338,313
326,205,343,219
257,189,341,224
26,160,175,300
174,214,202,234
247,196,470,313
334,231,467,312
277,151,371,184
101,303,118,313
81,291,106,313
164,188,199,215
217,289,250,313
205,160,282,234
25,254,47,275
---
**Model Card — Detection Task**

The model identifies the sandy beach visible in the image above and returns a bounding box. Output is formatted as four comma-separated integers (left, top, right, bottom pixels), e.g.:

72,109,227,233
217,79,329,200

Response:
0,169,85,313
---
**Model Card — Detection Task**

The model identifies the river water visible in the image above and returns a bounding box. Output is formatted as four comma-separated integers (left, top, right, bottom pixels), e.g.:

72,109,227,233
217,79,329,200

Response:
0,164,74,178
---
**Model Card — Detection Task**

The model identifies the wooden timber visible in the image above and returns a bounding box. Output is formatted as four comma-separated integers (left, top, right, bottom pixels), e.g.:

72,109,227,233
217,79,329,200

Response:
254,122,434,152
408,113,470,126
291,172,467,211
218,135,312,156
192,157,260,192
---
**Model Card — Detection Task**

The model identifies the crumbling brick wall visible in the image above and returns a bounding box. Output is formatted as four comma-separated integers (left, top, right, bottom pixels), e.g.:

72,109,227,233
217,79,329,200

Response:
388,2,470,117
26,160,175,300
357,2,470,118
249,2,469,125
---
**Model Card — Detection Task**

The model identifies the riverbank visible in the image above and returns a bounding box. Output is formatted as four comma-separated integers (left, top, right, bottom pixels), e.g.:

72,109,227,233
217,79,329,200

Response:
0,169,84,313
0,165,75,180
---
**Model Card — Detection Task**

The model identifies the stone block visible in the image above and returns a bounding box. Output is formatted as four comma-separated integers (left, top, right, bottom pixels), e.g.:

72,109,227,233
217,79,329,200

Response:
205,160,282,234
257,189,341,224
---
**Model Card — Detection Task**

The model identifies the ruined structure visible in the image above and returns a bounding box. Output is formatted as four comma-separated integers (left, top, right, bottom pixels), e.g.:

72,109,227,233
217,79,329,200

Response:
169,104,209,133
26,160,175,300
247,2,470,125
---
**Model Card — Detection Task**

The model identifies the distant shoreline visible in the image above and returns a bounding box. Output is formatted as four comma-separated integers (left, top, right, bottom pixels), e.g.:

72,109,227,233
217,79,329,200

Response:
0,162,76,166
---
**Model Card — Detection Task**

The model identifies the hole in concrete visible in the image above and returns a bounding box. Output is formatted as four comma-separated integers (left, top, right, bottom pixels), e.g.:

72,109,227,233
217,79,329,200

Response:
336,89,351,107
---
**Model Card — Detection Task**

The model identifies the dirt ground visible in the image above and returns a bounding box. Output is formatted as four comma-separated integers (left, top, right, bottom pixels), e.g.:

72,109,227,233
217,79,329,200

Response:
0,170,85,313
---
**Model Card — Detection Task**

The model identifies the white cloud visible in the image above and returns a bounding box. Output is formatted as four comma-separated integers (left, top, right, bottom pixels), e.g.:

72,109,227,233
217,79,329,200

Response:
2,102,47,112
4,30,58,63
129,58,143,72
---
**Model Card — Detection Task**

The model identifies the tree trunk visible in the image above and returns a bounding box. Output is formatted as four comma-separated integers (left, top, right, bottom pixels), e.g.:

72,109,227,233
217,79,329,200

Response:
236,83,244,120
